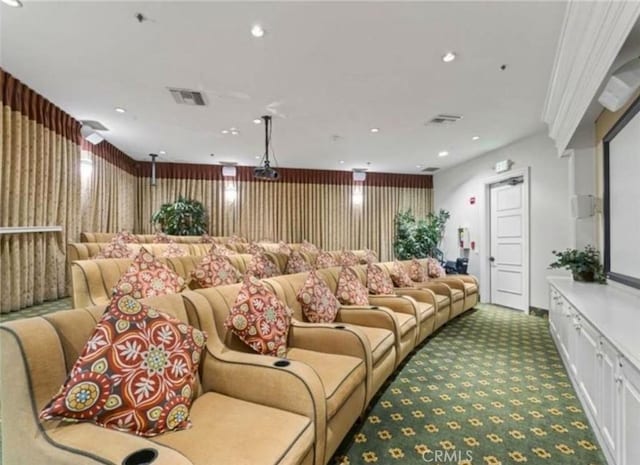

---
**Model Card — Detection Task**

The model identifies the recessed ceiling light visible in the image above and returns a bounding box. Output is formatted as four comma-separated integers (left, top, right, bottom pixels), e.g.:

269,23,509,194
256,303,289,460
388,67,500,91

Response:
442,52,456,63
230,127,237,131
255,155,261,159
251,24,265,38
370,128,379,133
339,160,345,164
253,118,262,124
114,107,126,113
416,164,422,168
221,130,229,134
231,130,239,135
472,136,480,141
438,151,449,157
1,0,23,8
159,150,166,155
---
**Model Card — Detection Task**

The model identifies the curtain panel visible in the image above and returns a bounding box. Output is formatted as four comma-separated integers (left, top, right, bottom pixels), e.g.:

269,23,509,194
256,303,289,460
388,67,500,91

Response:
0,69,81,312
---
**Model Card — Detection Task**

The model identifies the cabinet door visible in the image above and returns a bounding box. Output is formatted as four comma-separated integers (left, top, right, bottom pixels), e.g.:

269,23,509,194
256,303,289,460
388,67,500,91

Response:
575,318,600,420
567,307,579,376
558,299,572,361
548,287,561,338
620,359,640,465
599,337,618,461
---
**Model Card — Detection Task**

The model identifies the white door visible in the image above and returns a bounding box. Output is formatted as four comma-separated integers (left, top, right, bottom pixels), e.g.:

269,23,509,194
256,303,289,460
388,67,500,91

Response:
490,178,528,311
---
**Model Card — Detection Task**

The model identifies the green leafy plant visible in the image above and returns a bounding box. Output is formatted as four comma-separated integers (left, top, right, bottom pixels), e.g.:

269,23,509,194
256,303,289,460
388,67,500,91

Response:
151,196,208,236
549,245,606,283
394,209,450,259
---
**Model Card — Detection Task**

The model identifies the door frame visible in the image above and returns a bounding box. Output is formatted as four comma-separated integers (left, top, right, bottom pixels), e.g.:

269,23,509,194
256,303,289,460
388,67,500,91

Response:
479,166,530,312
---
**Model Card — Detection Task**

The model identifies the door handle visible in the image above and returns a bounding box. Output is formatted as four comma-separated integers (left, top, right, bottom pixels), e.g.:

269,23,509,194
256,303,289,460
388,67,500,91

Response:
489,256,495,262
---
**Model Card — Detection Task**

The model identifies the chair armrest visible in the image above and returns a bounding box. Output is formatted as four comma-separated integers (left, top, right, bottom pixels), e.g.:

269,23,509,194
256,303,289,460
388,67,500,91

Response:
47,422,193,465
394,287,437,306
442,274,479,286
414,282,452,296
431,277,466,293
367,294,417,317
335,306,399,333
288,320,371,363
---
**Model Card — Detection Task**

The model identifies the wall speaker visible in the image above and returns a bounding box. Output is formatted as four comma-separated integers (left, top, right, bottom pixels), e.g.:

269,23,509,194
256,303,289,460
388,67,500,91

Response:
598,57,640,112
571,194,595,219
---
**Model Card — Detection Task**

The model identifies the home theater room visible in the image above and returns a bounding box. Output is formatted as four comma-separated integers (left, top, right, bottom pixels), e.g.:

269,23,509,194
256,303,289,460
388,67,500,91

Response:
1,1,640,465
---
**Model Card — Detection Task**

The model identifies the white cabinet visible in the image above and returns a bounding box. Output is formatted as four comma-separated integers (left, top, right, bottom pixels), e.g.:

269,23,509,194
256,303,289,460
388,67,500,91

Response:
548,279,640,465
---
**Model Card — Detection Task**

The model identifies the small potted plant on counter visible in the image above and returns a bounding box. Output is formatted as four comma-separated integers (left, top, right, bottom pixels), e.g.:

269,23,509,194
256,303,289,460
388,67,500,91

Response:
549,245,606,283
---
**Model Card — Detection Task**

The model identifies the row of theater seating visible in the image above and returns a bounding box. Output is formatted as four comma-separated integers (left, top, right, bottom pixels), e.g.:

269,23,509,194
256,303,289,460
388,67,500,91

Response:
1,259,478,465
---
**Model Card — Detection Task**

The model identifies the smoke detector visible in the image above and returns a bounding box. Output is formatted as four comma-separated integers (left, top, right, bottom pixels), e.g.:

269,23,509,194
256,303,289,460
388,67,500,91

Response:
168,87,208,106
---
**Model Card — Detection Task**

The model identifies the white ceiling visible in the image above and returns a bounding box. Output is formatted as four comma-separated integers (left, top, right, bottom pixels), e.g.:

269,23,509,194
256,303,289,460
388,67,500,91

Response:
1,1,567,174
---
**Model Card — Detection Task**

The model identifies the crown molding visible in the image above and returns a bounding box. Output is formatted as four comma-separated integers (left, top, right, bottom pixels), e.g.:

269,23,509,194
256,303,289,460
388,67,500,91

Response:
542,0,640,156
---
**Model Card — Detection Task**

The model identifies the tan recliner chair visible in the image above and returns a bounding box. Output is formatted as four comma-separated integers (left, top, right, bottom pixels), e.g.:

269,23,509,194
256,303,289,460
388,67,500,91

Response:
182,285,368,465
263,272,396,405
0,296,316,465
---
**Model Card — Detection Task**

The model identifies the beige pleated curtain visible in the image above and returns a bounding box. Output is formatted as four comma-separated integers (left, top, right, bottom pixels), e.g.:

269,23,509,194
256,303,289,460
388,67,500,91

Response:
0,69,81,312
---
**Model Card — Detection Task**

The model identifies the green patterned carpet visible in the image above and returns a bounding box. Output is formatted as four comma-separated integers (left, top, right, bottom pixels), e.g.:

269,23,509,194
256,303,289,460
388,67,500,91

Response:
332,304,606,465
0,297,72,323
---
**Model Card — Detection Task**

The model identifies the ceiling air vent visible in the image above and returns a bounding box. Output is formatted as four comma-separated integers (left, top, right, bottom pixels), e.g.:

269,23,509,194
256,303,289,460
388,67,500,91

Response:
81,120,109,131
168,87,208,106
421,167,440,173
426,114,463,125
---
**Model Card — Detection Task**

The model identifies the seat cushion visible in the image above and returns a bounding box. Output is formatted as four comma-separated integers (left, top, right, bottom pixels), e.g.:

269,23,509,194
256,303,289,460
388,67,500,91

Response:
414,301,435,322
451,289,464,302
395,312,417,337
286,348,365,419
358,326,395,364
154,392,314,465
464,282,478,294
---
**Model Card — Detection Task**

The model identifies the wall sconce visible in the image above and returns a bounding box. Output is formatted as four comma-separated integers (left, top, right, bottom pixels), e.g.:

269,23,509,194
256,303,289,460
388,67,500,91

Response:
352,184,364,206
80,156,93,182
149,153,158,186
225,183,237,203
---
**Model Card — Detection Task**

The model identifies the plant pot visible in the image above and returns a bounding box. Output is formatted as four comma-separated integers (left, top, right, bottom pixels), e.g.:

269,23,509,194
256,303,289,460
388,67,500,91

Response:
573,271,595,282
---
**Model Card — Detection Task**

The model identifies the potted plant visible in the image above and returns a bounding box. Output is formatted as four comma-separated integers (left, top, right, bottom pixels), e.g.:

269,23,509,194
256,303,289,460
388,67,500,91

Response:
549,245,606,283
151,196,208,236
393,209,450,259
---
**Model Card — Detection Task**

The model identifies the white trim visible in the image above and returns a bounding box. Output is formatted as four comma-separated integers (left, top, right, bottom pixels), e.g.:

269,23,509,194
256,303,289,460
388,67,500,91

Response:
0,226,63,235
479,167,530,313
542,0,640,156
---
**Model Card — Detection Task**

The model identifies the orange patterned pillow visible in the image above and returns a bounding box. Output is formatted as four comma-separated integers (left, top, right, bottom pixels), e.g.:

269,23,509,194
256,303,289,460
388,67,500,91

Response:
339,250,359,266
390,261,414,287
190,254,241,288
247,242,265,255
278,241,293,255
427,257,446,278
161,242,188,258
115,230,139,244
367,264,395,295
113,248,185,299
301,240,319,254
40,295,206,437
247,251,279,279
316,251,338,269
225,275,292,357
153,232,172,243
93,238,135,259
211,244,236,257
286,250,312,274
362,248,378,264
336,266,369,306
200,233,217,244
297,270,340,323
409,258,427,282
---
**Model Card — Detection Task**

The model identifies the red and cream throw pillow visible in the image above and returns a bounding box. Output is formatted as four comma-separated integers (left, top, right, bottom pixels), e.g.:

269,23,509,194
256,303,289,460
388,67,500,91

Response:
112,249,185,299
426,257,446,278
339,250,359,266
247,251,279,279
277,241,292,255
153,232,172,243
115,230,139,244
211,244,236,257
93,239,135,259
336,266,369,306
225,275,292,357
247,242,265,255
367,264,395,295
190,254,241,288
200,233,217,244
285,250,312,274
40,295,206,437
409,258,427,282
296,270,340,323
300,240,319,254
390,261,414,288
161,242,188,258
316,251,338,269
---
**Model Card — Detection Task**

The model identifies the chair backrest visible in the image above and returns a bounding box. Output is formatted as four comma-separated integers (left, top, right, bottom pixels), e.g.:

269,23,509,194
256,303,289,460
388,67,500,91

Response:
80,232,226,244
263,272,312,321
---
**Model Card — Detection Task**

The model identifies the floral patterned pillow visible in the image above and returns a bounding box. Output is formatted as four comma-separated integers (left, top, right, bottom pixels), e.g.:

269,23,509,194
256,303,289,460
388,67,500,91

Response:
286,250,312,274
190,254,241,288
339,250,360,266
112,248,185,299
153,232,172,243
316,251,338,269
228,234,247,246
247,242,265,255
336,266,369,306
161,242,188,258
211,244,236,257
362,248,378,265
93,238,135,259
297,270,340,323
390,261,414,287
115,230,139,244
200,233,217,244
40,295,206,437
225,275,292,357
247,251,279,279
409,258,427,282
427,257,446,278
300,240,319,254
367,264,395,295
277,241,293,255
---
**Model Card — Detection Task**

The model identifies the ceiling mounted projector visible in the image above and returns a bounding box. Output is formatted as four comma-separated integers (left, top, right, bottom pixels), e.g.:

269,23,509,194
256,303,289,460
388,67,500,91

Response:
598,56,640,112
254,115,279,181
